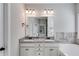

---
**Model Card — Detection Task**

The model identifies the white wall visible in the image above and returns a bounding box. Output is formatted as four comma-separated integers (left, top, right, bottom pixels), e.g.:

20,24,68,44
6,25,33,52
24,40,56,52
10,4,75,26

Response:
0,3,3,49
76,4,79,33
10,4,25,56
76,4,79,13
0,3,4,56
76,4,79,44
3,3,9,56
25,4,75,32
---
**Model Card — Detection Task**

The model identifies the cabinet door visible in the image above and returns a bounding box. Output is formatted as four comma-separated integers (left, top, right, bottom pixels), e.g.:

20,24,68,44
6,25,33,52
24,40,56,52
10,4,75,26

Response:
44,47,58,56
20,47,35,56
35,51,44,56
58,50,65,56
34,47,44,56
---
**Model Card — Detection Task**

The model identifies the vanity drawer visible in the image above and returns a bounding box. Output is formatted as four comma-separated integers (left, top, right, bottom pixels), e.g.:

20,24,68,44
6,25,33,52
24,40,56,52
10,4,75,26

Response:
20,47,35,56
44,43,58,47
20,43,36,47
35,43,45,47
20,43,44,47
20,47,44,56
44,47,58,56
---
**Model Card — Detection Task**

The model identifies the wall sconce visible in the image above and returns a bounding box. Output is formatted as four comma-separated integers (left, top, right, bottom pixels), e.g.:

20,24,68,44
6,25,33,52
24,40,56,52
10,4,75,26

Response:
21,23,25,27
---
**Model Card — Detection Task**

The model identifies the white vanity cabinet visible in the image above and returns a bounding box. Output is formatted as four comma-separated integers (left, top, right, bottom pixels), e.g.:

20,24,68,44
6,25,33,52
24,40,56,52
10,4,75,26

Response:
19,43,58,56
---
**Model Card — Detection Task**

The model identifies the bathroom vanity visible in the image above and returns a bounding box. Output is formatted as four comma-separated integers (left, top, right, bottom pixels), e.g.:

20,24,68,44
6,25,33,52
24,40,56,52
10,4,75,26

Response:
19,37,59,56
19,37,69,56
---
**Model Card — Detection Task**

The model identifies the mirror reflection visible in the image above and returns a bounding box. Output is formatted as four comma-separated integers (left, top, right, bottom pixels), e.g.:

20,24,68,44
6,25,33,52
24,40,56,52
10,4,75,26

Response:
25,17,54,37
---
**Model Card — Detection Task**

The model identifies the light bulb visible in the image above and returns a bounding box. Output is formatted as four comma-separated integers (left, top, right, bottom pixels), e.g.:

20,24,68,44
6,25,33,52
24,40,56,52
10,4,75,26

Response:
33,11,35,13
51,11,54,14
48,11,50,13
29,9,32,14
48,9,50,14
44,10,46,14
26,9,28,13
51,9,54,14
43,9,46,14
32,10,35,14
29,11,31,14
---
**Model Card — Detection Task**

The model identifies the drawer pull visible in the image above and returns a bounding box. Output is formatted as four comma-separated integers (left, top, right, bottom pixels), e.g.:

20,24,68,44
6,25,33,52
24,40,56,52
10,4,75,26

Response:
50,49,54,51
38,48,40,51
38,53,40,55
25,49,29,51
38,44,40,47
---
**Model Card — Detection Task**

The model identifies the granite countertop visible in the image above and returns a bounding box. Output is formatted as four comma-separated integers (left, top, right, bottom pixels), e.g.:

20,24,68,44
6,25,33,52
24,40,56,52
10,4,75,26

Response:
19,39,55,43
19,37,69,43
19,36,55,43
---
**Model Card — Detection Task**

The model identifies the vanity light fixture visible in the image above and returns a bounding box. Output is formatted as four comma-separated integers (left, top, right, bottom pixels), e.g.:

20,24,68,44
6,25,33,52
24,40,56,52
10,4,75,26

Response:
25,9,54,16
21,23,25,27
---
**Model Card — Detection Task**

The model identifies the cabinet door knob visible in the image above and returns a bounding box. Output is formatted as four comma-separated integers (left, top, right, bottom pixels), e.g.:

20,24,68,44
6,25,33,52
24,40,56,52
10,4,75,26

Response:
38,53,40,55
25,49,29,51
38,44,40,47
50,49,54,51
38,48,40,51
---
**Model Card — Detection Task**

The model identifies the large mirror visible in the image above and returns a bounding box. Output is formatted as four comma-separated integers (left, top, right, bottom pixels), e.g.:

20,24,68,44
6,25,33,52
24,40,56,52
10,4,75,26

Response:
25,16,54,37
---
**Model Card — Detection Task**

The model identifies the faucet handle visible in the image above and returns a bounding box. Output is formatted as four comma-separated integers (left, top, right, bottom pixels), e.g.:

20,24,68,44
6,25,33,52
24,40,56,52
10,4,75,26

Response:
0,47,5,51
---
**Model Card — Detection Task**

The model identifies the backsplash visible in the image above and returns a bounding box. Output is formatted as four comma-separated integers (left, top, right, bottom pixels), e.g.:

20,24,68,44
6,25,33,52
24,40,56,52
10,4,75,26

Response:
23,32,77,44
54,32,76,43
